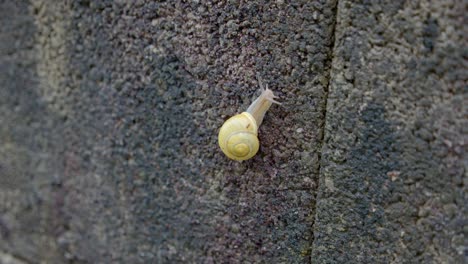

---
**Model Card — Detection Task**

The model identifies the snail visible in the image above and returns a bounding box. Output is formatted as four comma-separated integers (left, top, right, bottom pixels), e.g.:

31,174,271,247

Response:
218,76,280,161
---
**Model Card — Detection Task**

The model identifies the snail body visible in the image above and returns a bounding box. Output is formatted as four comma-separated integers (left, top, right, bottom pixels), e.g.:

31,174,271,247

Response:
218,78,279,161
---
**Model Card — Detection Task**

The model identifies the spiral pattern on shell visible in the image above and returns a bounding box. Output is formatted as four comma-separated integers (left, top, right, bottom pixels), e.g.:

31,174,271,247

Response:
218,112,259,161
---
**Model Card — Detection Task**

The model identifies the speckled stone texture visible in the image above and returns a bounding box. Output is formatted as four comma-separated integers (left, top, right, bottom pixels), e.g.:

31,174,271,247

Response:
0,0,465,263
312,0,466,263
1,0,335,263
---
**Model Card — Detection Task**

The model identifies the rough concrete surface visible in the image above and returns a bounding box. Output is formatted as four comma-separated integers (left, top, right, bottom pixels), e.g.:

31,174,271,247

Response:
0,0,465,263
312,0,467,263
1,0,334,263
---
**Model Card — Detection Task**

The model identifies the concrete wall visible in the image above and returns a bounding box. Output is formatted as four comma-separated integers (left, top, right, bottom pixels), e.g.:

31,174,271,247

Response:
0,1,465,263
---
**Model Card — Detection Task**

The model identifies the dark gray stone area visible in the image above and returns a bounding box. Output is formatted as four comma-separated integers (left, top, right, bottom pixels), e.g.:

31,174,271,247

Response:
1,0,335,263
312,0,466,263
0,0,465,263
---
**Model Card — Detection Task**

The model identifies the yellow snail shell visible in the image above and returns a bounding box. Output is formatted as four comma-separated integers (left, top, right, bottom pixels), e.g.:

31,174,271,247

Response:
218,77,279,161
218,112,259,161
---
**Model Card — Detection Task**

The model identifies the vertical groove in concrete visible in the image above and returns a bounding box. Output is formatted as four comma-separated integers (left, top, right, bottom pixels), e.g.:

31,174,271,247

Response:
309,0,340,261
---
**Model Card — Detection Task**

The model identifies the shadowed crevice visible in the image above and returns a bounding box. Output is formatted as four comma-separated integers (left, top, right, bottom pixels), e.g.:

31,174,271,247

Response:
309,0,340,261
